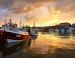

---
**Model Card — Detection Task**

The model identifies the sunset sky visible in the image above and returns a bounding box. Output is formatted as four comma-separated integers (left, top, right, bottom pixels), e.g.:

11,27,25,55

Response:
0,0,75,27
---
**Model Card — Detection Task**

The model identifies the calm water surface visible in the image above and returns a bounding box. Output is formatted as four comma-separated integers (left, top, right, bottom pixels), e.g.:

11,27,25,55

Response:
6,32,75,58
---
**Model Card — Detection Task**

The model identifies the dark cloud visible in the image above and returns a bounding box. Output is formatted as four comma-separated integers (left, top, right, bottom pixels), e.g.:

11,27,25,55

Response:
11,0,75,14
0,0,75,17
0,0,75,26
0,0,53,14
54,0,75,12
0,0,13,8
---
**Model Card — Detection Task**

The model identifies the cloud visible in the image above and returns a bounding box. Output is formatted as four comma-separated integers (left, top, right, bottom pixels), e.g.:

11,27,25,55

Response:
0,0,75,26
53,0,75,12
0,0,75,14
0,0,13,7
0,0,53,14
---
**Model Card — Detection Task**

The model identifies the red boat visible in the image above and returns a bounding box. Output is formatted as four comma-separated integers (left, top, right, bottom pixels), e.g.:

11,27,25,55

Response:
0,29,31,44
0,19,32,45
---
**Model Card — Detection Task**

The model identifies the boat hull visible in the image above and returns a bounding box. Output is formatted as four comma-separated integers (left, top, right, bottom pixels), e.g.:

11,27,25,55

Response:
0,30,31,44
5,31,31,41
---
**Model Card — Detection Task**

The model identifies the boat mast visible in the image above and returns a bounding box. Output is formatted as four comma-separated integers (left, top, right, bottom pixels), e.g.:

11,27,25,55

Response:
4,19,7,25
20,21,22,28
33,19,35,28
9,19,12,24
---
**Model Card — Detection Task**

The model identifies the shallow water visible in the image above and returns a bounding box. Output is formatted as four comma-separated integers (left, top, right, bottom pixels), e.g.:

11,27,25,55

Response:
5,32,75,58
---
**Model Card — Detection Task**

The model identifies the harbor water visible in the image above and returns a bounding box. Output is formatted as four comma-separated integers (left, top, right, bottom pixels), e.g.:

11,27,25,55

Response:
4,32,75,58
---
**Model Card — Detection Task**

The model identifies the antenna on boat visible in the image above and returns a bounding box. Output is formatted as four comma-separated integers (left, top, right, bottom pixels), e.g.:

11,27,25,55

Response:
33,19,35,28
20,21,22,28
9,18,12,25
4,19,7,24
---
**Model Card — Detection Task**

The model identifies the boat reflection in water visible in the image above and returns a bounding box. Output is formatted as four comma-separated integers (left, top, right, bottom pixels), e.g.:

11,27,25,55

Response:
2,32,75,58
1,39,31,58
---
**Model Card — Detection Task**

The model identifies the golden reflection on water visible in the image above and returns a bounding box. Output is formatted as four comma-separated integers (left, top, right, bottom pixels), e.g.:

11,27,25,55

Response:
6,32,75,58
26,32,75,54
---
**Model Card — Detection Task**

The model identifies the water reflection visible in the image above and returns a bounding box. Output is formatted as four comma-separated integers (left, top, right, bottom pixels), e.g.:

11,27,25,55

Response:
5,42,25,55
2,32,75,58
0,40,31,58
23,32,75,58
72,32,75,37
57,32,71,39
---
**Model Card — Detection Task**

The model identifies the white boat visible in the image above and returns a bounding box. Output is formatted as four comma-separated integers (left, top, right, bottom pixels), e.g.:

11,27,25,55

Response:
0,19,32,43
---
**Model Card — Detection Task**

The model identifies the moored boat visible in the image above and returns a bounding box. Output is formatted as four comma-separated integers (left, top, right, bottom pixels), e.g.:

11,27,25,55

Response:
0,29,31,43
0,19,32,44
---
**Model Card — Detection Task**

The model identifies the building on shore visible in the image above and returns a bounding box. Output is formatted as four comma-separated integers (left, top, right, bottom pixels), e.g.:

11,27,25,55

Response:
71,23,75,34
55,22,71,34
40,22,72,34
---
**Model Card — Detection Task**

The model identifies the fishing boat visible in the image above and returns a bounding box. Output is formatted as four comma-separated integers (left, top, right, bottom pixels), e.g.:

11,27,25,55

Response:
0,19,31,44
29,19,38,37
0,29,31,44
29,28,38,38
